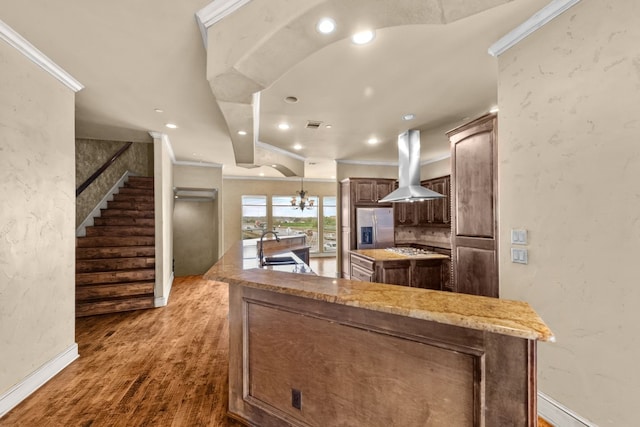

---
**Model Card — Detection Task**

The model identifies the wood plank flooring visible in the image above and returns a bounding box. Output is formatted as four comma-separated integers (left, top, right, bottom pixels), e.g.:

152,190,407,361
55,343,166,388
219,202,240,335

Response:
1,263,554,426
1,276,241,427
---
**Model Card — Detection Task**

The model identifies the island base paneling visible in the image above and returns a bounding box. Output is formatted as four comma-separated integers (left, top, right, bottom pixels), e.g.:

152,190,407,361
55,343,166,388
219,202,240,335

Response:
228,284,537,426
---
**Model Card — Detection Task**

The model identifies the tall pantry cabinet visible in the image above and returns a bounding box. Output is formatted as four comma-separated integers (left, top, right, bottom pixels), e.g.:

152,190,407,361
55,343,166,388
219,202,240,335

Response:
447,113,499,297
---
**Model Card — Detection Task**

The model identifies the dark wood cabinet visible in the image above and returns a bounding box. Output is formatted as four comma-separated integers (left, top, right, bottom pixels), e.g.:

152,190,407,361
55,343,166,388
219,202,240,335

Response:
353,179,394,204
350,252,447,290
448,114,499,298
394,176,450,228
394,203,415,226
339,178,396,279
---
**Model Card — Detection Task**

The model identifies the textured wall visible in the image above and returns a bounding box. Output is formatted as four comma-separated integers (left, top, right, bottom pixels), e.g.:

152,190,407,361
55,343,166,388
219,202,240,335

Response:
497,1,640,425
75,139,153,227
0,41,76,393
173,164,223,276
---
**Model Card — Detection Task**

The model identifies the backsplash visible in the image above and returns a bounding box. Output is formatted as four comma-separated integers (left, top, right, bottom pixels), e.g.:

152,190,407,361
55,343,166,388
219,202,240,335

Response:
395,226,451,249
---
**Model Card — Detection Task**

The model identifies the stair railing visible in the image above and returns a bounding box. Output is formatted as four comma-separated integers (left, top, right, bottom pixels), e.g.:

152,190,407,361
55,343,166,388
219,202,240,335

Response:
76,142,133,197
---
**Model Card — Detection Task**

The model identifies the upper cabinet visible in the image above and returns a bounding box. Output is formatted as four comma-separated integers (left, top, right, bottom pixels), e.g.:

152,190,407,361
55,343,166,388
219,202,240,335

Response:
394,176,451,228
353,179,394,204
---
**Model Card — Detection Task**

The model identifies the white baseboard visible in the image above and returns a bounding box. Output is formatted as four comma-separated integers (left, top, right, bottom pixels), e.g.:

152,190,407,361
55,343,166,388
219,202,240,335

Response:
154,272,174,307
0,343,79,418
538,391,597,427
76,171,138,237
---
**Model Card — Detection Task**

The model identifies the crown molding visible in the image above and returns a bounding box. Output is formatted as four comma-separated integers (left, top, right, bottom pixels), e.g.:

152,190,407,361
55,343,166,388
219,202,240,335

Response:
195,0,253,47
223,175,334,183
0,19,83,92
420,153,451,166
488,0,581,57
336,159,398,167
174,160,223,168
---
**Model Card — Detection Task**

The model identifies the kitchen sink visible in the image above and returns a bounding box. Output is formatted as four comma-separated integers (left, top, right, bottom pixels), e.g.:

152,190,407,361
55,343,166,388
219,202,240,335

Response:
262,256,298,266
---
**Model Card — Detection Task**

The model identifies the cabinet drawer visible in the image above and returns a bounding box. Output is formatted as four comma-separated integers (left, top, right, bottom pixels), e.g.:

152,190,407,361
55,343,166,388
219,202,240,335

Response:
351,264,373,282
350,254,374,270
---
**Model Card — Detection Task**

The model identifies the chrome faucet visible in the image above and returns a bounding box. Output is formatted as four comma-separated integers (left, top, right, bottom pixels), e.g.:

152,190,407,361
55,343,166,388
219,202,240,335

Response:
258,230,280,267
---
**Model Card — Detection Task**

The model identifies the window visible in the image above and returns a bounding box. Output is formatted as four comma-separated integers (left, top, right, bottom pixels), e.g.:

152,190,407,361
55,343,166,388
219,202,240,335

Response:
241,195,267,240
272,195,319,252
322,196,337,253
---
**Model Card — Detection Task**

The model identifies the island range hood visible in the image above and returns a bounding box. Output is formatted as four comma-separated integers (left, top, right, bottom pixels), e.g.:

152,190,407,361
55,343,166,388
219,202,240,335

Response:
378,129,445,203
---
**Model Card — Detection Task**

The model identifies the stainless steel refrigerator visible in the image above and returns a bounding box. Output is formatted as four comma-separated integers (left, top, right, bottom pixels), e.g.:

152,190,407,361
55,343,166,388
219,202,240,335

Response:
356,207,394,249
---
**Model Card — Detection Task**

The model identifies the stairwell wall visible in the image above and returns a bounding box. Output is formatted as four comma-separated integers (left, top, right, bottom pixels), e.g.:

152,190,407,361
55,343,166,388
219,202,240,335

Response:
0,39,76,400
75,139,154,227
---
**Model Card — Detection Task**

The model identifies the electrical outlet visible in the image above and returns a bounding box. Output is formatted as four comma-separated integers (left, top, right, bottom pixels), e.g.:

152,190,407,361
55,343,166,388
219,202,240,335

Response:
292,389,302,410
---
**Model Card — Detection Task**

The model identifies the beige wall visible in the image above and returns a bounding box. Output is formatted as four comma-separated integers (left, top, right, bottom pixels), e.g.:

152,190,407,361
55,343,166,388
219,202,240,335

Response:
420,158,450,180
153,137,174,304
336,162,398,181
497,1,640,425
76,139,153,227
173,164,223,275
222,178,336,252
0,42,76,394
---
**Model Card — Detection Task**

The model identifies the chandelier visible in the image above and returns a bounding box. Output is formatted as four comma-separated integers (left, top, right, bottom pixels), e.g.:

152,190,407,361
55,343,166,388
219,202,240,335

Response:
291,178,314,211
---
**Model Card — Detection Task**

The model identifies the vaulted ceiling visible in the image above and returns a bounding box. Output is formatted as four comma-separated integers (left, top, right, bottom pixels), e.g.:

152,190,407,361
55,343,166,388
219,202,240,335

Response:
0,0,548,178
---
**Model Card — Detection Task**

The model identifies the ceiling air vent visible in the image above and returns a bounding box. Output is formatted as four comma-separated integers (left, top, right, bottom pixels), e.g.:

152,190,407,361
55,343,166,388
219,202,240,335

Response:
305,120,323,129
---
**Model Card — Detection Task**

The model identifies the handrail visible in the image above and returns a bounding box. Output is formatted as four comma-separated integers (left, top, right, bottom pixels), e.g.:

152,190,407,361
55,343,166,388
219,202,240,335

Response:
76,142,133,197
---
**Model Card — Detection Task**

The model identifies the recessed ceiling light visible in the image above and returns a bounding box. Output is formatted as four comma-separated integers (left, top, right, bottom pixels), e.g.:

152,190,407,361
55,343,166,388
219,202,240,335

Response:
293,143,302,150
271,164,278,168
367,137,378,145
317,17,336,34
237,130,247,135
402,113,415,121
278,123,290,130
331,175,336,179
352,30,375,45
325,124,332,129
154,108,164,113
284,96,299,104
490,106,499,113
259,172,265,177
165,123,178,129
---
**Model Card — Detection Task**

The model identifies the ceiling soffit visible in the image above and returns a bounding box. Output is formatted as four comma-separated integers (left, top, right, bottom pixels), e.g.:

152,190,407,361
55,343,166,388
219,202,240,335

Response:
201,0,512,173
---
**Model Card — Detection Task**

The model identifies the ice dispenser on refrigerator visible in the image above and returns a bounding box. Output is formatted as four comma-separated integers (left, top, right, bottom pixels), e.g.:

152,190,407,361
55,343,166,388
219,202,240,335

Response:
356,207,394,249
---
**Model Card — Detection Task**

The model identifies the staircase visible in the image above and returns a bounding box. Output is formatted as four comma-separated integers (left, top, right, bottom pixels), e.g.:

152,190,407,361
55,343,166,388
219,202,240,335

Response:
76,176,156,317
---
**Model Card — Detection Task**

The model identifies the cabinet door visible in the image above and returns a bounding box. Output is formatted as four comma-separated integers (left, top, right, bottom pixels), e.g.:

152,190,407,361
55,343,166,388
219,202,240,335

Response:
341,230,352,279
375,180,393,201
354,180,375,203
448,114,498,297
412,261,442,290
394,203,415,226
377,261,410,286
430,178,448,225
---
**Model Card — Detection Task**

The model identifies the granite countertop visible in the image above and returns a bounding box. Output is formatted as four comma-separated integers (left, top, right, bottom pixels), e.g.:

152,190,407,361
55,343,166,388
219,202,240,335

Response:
351,249,449,261
204,241,554,342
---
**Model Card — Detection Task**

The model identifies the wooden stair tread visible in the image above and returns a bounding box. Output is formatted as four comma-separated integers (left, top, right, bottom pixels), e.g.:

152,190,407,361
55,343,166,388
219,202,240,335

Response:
76,281,155,301
100,209,154,218
77,236,155,247
76,257,155,273
93,217,154,226
85,225,155,237
76,296,155,317
76,268,155,285
77,246,155,259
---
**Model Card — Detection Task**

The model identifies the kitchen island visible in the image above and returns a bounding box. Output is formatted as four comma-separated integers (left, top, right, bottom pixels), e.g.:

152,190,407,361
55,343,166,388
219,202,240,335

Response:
204,240,554,427
350,248,450,290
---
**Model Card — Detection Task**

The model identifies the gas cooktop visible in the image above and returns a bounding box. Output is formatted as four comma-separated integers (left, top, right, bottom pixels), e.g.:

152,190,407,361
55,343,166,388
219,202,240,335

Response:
384,247,435,256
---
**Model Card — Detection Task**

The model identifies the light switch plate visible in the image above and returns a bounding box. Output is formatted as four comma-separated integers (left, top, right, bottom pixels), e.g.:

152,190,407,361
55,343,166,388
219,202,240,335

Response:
511,248,528,264
511,229,528,245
